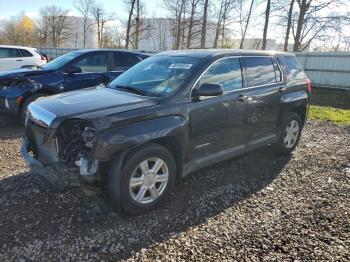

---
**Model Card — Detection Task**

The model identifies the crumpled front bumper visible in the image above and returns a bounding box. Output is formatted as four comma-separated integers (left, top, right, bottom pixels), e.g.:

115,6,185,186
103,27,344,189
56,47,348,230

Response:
21,137,80,191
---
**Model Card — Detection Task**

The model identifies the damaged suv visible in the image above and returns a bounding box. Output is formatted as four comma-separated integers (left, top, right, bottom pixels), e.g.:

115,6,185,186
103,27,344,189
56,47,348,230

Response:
22,50,310,214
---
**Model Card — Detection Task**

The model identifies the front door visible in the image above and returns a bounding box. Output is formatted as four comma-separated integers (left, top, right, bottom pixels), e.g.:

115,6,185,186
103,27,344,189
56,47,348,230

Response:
189,57,247,159
63,52,109,91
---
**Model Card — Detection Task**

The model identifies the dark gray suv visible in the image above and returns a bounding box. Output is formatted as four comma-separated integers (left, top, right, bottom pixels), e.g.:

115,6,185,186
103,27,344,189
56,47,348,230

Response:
22,49,310,214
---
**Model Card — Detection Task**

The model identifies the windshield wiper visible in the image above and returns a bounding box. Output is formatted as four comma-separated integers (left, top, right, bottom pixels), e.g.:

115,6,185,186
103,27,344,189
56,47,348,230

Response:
113,85,148,96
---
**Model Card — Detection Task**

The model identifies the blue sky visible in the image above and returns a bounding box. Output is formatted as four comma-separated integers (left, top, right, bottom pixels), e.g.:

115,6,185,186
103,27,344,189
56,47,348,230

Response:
0,0,162,20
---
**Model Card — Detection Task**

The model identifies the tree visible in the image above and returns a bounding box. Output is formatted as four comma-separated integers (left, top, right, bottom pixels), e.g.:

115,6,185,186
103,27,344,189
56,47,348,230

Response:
74,0,95,48
186,0,201,48
39,5,71,48
162,0,187,50
292,0,340,51
283,0,295,51
91,3,115,48
213,0,238,48
200,0,209,48
239,0,255,49
262,0,271,50
125,0,136,49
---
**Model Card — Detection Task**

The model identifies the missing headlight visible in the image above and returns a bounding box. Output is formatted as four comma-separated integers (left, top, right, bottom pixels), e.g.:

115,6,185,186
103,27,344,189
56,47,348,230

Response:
82,126,96,148
55,120,96,167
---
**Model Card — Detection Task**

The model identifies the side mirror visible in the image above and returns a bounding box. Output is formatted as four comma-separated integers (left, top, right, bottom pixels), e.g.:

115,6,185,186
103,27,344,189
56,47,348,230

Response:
65,66,82,75
192,83,224,98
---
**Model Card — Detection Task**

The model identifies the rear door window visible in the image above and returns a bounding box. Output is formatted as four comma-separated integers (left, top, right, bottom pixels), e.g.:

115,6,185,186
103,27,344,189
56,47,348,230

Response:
112,52,141,70
0,48,21,58
241,57,280,87
19,49,33,57
199,58,242,92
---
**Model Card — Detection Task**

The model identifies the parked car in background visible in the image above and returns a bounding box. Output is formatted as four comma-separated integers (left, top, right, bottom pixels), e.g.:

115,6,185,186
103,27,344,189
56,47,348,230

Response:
22,49,310,214
0,49,149,119
39,53,52,63
0,45,46,71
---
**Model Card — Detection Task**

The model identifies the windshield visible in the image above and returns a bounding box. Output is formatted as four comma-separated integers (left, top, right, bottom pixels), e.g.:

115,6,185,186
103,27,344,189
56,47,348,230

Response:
40,51,84,70
108,55,202,97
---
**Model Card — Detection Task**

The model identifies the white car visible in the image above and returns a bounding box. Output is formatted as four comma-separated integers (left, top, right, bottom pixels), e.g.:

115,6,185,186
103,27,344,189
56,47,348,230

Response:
0,45,47,71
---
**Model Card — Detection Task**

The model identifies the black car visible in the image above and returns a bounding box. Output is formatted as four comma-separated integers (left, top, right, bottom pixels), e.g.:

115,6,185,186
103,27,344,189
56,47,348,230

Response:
22,49,310,214
0,49,149,118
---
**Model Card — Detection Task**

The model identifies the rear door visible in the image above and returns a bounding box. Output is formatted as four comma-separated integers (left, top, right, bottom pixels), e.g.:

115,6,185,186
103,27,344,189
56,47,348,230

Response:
239,56,284,144
63,52,109,91
0,48,23,70
18,48,39,67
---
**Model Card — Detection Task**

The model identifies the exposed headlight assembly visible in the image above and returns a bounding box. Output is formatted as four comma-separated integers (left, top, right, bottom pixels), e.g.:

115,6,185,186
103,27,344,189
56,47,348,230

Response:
82,126,96,148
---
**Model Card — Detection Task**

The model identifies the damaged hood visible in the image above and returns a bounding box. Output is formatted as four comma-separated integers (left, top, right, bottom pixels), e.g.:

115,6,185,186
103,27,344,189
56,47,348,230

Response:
26,86,158,128
0,67,53,80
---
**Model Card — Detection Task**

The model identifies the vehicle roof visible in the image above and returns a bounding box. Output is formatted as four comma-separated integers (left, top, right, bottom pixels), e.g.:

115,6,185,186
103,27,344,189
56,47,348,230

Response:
156,49,295,59
0,45,37,50
73,48,151,57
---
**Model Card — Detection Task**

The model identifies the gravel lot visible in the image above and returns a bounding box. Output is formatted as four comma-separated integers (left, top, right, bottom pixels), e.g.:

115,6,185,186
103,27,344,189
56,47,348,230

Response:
0,115,349,261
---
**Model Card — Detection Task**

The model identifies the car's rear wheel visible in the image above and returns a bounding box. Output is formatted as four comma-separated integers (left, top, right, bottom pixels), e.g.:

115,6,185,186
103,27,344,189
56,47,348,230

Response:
108,143,176,214
272,112,302,154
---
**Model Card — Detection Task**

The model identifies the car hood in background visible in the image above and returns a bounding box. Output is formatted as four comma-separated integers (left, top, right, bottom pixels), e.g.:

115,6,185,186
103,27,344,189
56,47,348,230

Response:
0,68,53,80
26,86,158,128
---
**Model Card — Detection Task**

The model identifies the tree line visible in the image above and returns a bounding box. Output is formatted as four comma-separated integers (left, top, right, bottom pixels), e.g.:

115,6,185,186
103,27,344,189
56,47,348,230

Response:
0,0,349,51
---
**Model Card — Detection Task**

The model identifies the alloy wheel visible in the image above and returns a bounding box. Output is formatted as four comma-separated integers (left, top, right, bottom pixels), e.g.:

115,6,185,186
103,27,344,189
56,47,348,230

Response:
129,157,169,204
284,119,300,149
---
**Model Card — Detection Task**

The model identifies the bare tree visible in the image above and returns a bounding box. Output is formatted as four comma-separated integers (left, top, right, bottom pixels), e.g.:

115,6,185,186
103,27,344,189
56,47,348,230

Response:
239,0,255,49
186,0,200,48
292,1,346,51
262,0,271,50
124,0,151,49
283,0,295,51
39,5,71,48
91,3,115,48
74,0,95,48
2,20,17,44
133,0,141,49
162,0,187,50
200,0,209,48
213,0,238,48
125,0,136,49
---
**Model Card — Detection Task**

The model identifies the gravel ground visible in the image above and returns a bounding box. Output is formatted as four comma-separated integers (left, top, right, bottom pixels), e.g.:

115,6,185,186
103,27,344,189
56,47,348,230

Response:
0,115,349,261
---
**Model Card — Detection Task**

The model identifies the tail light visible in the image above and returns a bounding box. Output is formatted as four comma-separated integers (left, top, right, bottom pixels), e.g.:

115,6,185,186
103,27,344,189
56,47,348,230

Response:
306,79,311,93
40,55,47,61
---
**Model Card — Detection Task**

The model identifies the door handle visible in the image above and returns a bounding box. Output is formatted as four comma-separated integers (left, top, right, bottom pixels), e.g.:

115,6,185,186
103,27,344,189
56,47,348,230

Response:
238,94,249,102
279,86,287,93
16,59,23,61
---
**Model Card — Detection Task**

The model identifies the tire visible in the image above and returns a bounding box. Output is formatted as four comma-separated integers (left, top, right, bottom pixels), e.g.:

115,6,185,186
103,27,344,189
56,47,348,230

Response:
272,112,303,155
108,143,176,214
20,93,45,122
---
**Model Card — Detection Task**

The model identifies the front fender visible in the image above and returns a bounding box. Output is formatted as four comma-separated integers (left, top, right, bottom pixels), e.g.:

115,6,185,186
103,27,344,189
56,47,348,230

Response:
93,115,188,161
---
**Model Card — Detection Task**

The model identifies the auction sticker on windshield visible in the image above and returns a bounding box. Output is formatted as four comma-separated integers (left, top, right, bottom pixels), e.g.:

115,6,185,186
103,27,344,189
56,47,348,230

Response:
169,63,193,69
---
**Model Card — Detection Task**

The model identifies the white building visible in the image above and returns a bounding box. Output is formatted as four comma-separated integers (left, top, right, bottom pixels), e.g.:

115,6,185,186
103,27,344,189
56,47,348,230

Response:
137,18,217,51
44,16,98,49
62,17,98,49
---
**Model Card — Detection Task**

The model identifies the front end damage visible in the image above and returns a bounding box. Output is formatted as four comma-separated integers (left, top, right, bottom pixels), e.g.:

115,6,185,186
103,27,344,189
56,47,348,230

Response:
22,113,101,191
0,77,43,114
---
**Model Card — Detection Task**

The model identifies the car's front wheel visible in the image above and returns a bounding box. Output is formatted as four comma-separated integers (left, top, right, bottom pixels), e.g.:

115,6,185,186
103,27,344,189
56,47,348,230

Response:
272,112,303,154
108,143,176,214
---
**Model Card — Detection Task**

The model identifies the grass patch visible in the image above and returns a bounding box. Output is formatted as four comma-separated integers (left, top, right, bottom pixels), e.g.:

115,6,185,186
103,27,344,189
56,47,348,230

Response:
309,105,350,125
311,87,350,109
